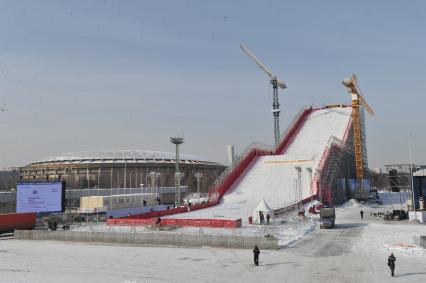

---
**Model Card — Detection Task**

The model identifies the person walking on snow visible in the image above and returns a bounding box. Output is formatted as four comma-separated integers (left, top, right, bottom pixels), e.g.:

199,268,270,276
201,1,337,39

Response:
253,245,260,266
388,253,396,277
360,209,364,220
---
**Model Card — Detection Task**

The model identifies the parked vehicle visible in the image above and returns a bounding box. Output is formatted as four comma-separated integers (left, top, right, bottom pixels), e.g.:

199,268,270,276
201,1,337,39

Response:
320,207,336,229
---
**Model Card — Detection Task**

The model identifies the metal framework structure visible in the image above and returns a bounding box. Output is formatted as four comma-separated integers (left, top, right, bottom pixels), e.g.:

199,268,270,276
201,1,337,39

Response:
384,164,426,192
318,134,356,204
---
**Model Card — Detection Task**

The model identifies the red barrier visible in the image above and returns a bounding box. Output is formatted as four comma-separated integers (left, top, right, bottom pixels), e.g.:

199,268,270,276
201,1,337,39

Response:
0,212,36,232
127,207,188,219
274,193,319,215
107,217,242,229
126,202,219,220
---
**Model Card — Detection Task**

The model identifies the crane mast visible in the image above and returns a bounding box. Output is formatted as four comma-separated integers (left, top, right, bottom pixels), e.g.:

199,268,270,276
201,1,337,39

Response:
271,78,280,146
240,44,286,147
351,95,364,179
342,74,374,182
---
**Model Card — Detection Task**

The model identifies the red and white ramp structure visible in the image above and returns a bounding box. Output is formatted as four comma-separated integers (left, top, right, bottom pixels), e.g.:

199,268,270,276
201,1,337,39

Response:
108,104,361,228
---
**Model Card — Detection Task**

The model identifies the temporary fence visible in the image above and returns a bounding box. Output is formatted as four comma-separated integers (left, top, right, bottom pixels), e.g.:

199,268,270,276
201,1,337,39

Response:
14,229,278,250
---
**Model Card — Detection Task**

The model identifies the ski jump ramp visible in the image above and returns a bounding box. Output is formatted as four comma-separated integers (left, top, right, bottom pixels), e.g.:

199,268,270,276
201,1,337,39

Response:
169,105,353,221
108,105,353,227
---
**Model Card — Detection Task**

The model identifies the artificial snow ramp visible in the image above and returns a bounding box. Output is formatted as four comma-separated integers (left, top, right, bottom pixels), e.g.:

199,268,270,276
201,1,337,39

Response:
109,105,353,228
168,106,353,222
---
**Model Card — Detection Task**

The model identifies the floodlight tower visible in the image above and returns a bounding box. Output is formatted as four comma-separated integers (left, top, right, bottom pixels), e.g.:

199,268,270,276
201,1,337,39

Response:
240,44,287,146
170,136,184,205
194,172,203,197
294,166,302,207
306,167,313,202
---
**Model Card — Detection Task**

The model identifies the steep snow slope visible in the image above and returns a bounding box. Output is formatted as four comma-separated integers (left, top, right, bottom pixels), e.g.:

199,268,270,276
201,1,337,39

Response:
171,106,353,220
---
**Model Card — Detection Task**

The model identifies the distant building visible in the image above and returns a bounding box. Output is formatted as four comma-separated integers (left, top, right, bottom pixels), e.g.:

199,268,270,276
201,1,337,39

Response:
19,150,226,208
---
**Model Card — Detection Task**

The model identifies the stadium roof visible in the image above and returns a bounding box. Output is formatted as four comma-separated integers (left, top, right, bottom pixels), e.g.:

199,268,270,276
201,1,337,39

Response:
27,150,223,166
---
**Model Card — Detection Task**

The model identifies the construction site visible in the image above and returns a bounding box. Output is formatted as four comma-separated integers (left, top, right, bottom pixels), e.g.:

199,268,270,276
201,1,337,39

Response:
103,49,376,230
2,2,426,282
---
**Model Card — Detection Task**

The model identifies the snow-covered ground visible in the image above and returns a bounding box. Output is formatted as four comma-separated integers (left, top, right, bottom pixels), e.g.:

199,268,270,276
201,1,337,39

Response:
169,107,352,222
1,199,425,283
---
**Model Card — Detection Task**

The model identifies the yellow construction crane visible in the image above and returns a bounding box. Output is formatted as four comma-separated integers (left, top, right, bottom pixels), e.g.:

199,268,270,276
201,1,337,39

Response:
342,74,374,181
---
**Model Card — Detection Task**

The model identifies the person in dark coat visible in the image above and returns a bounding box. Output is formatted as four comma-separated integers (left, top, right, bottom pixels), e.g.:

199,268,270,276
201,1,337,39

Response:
253,245,260,266
388,253,396,277
360,210,364,220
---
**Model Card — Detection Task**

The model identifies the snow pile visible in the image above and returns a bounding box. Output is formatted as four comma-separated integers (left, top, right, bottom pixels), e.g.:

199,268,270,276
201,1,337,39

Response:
383,243,426,256
340,199,364,208
355,221,426,258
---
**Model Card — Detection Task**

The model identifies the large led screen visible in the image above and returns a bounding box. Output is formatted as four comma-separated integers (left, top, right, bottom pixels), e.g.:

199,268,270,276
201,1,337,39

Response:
16,182,65,213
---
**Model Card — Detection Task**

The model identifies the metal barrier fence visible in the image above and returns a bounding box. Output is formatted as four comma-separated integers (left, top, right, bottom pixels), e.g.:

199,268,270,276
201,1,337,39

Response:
14,229,279,250
69,211,315,247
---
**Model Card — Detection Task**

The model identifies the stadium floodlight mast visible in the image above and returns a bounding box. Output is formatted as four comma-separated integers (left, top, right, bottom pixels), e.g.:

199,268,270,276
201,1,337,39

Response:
294,166,302,208
306,167,313,202
140,183,144,208
155,172,161,204
240,44,287,147
149,172,158,204
408,139,416,214
170,136,184,205
194,172,203,200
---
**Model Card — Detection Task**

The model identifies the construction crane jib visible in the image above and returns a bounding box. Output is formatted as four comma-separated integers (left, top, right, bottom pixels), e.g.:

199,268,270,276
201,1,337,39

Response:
342,74,374,181
240,44,287,147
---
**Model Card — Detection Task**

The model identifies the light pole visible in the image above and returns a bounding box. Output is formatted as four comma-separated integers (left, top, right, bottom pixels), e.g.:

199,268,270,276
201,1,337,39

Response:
409,140,416,214
293,179,298,209
86,168,90,223
194,173,203,201
155,172,161,205
316,168,322,203
170,136,184,206
140,183,144,208
306,167,312,202
294,166,302,208
175,172,184,205
149,172,158,205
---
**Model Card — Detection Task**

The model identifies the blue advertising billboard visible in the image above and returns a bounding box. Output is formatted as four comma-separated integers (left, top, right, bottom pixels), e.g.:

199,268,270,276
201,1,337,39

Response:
16,182,65,213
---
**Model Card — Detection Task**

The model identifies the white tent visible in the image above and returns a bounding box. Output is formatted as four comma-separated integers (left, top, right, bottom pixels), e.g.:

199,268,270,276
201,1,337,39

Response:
252,199,274,224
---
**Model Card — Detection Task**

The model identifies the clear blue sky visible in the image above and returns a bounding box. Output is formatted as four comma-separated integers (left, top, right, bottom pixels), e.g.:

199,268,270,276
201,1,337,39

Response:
0,0,425,169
